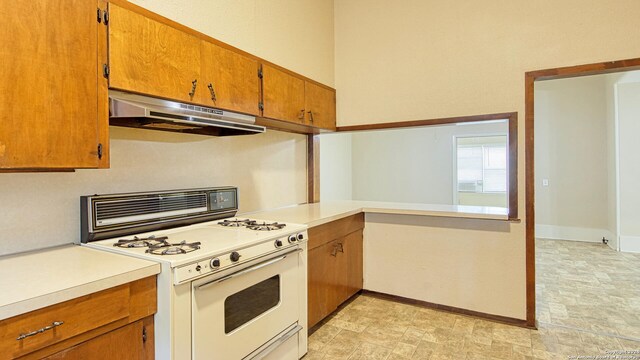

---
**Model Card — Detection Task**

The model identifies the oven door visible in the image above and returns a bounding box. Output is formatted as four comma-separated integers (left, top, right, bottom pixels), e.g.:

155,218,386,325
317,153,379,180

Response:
192,247,300,360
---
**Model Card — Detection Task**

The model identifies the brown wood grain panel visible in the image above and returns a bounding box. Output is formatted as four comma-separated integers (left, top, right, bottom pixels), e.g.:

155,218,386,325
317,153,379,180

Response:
108,3,201,103
0,286,130,359
11,277,157,360
307,134,320,203
0,0,102,169
42,318,150,360
307,240,339,328
307,213,365,250
261,64,305,123
304,81,337,130
200,41,260,115
342,230,364,300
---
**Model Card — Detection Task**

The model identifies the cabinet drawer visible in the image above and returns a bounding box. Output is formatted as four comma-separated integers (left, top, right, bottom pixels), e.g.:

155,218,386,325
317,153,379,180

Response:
0,285,130,359
307,213,364,250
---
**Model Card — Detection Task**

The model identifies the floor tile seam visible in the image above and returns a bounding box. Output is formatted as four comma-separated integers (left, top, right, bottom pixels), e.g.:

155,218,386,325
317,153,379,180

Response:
537,321,640,343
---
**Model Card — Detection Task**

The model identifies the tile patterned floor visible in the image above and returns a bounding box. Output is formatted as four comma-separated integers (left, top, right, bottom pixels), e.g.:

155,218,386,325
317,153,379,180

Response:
305,239,640,359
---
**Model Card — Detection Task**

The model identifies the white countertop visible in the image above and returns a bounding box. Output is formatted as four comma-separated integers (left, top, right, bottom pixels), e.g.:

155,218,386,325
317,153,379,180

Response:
0,245,160,320
245,200,510,228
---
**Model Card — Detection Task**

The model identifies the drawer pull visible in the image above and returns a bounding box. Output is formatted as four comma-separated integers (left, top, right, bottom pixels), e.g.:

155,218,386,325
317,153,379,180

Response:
16,321,64,341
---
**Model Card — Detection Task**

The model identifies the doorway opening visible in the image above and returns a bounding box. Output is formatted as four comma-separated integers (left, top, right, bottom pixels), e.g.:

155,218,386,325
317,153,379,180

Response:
525,58,640,329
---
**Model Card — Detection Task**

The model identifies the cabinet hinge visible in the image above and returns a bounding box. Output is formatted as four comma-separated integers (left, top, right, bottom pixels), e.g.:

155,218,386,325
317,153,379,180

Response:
97,8,102,23
258,102,264,111
102,64,110,79
103,10,109,25
97,143,103,160
142,326,147,343
257,67,263,79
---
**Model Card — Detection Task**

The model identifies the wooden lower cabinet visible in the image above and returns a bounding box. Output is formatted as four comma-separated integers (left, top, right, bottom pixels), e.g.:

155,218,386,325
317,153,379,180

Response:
43,316,154,360
307,214,364,329
0,276,156,360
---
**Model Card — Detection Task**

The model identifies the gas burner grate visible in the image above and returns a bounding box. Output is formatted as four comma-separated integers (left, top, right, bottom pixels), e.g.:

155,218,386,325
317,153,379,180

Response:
246,222,286,231
113,235,169,248
218,218,257,227
145,240,202,255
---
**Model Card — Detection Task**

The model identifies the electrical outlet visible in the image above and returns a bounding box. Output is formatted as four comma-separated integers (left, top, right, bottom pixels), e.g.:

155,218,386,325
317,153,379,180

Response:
542,179,549,187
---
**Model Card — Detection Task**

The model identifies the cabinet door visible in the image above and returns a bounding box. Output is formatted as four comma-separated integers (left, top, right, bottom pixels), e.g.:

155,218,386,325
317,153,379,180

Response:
304,81,336,130
342,230,364,300
200,41,260,115
43,317,153,360
108,3,201,103
308,240,338,328
261,65,305,123
0,0,107,169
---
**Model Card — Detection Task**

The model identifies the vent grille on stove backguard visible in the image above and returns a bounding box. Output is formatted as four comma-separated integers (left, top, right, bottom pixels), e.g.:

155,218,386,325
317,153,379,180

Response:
94,193,208,226
81,187,238,243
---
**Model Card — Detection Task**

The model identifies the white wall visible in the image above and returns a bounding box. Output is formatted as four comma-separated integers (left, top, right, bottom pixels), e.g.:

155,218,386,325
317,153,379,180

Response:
335,0,640,320
617,81,640,253
534,75,611,242
0,128,307,256
319,133,353,201
364,214,522,319
350,122,507,204
0,0,335,256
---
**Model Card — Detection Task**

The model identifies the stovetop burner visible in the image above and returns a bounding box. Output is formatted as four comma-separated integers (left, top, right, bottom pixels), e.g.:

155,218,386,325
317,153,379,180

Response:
113,235,170,248
145,240,202,256
218,218,256,227
246,222,286,231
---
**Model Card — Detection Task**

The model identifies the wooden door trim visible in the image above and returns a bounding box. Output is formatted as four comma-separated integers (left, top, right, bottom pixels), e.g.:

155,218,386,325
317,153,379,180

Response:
524,56,640,328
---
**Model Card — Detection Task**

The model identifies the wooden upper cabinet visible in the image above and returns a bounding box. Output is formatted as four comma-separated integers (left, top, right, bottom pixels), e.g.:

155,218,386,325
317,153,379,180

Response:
305,81,337,130
199,41,260,116
261,65,306,124
108,3,201,103
0,0,108,169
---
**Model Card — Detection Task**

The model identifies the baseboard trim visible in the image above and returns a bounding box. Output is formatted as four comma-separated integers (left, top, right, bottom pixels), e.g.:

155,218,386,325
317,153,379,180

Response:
620,235,640,253
362,290,532,329
535,224,613,243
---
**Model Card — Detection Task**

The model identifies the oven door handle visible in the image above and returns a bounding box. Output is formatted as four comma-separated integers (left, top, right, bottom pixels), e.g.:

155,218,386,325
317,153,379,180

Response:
196,248,302,290
244,324,303,360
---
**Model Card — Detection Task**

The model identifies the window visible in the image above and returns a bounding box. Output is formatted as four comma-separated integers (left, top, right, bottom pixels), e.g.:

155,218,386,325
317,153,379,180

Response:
455,135,508,207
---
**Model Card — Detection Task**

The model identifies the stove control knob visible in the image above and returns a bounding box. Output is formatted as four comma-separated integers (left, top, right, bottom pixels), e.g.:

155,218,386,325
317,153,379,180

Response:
288,235,297,243
210,258,220,268
275,239,283,248
230,252,241,262
297,233,304,241
195,265,202,272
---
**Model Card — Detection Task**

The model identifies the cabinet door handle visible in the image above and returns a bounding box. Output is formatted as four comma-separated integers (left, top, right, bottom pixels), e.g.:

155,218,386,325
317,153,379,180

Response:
308,110,314,123
207,83,217,102
298,109,305,120
188,79,198,97
330,244,338,257
337,242,344,253
17,321,64,340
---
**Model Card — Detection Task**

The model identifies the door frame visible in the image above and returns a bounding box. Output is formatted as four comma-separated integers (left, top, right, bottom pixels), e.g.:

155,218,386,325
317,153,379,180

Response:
524,57,640,327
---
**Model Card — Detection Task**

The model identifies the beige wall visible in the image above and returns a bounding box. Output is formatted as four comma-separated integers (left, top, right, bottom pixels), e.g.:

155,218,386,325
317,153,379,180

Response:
534,75,610,241
0,0,335,256
334,0,640,319
130,0,335,86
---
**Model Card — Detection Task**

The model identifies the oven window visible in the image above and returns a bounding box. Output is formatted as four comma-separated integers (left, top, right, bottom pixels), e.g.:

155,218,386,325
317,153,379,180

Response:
224,275,280,333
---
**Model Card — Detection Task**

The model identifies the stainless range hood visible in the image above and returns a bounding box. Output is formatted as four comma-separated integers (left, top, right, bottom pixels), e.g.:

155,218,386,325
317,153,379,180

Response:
109,90,265,136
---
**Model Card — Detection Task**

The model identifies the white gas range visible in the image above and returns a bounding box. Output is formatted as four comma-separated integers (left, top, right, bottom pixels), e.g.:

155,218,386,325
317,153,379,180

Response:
80,187,308,360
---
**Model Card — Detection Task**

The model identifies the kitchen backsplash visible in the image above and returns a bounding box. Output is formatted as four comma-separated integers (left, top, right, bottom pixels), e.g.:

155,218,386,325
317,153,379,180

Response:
0,127,307,256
